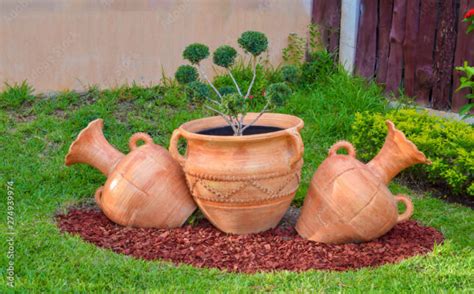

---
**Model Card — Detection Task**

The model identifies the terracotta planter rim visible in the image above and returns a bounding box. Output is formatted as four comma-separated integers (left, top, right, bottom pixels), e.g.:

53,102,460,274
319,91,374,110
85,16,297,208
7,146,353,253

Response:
177,112,304,142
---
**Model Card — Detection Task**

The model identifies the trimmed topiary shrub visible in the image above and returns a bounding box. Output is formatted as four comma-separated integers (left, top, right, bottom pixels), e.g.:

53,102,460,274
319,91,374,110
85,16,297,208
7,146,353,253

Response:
183,43,210,65
351,109,474,197
186,81,210,103
175,65,198,84
213,45,238,68
238,31,268,57
175,31,291,135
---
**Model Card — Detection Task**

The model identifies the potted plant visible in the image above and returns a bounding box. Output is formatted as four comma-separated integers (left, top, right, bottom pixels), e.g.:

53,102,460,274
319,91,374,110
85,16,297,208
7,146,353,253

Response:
169,31,304,234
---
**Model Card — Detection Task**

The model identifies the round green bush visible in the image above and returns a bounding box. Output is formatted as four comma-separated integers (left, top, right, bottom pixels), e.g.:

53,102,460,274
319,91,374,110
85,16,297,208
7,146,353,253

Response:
281,65,300,84
238,31,268,57
219,85,237,96
213,45,238,68
183,43,210,64
186,81,210,103
266,82,292,106
175,65,198,84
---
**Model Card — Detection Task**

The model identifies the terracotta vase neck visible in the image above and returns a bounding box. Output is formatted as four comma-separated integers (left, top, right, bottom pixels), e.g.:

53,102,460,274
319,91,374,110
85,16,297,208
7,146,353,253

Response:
366,120,430,185
65,119,125,176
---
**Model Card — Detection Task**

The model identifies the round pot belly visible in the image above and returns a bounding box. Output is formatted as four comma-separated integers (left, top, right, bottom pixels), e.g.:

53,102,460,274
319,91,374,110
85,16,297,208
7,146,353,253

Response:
170,113,304,234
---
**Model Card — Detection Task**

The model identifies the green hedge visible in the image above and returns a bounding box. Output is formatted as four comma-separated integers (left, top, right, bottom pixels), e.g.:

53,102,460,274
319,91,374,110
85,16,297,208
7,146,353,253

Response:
351,109,474,197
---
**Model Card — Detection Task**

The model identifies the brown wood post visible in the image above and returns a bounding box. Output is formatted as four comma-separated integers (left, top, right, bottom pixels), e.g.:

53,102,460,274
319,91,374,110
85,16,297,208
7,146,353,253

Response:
354,0,378,78
414,0,438,105
376,0,394,84
385,0,407,95
431,0,457,110
403,0,420,97
327,0,342,54
312,0,329,49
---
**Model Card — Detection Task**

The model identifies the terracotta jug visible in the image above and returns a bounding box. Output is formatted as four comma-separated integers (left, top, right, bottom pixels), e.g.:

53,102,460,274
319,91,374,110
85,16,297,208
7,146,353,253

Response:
296,120,431,244
169,113,304,234
65,119,196,228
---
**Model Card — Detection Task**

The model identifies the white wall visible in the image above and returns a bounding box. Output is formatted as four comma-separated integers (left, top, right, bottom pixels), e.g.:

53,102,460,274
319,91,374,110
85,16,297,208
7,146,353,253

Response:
0,0,312,92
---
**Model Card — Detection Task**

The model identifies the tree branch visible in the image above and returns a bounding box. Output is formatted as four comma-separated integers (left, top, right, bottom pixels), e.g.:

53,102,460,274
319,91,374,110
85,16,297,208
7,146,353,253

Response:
245,56,257,98
227,69,243,96
205,96,221,106
240,101,270,133
205,105,238,134
198,64,222,100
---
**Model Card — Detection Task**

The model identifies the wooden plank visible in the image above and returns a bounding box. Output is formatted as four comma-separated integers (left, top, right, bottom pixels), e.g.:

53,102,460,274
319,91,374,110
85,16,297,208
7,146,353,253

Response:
375,0,394,84
327,0,342,54
414,0,438,105
385,0,407,94
402,0,420,97
312,0,329,48
354,0,378,78
452,0,474,111
431,0,457,110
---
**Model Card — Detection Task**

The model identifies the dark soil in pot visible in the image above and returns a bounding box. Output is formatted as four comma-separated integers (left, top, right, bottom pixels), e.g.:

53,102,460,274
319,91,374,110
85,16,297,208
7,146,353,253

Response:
197,125,283,136
56,205,444,273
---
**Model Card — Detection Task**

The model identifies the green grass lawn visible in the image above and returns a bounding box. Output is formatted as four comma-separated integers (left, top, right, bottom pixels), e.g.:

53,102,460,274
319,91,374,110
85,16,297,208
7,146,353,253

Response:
1,72,473,292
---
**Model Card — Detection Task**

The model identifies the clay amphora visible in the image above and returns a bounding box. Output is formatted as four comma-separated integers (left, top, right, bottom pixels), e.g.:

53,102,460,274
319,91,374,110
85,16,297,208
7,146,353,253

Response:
65,119,196,228
296,120,431,244
169,113,304,234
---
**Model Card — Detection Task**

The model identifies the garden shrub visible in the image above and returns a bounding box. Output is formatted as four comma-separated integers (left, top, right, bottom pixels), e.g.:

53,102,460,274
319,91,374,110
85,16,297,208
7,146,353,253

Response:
281,65,300,85
300,51,336,86
182,43,210,65
175,65,198,84
186,81,210,103
213,45,238,68
218,85,237,96
0,81,35,109
351,109,474,197
237,31,268,56
282,33,306,65
266,82,292,106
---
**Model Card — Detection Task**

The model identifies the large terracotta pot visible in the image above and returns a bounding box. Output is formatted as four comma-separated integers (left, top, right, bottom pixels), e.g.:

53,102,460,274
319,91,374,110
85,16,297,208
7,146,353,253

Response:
65,119,196,228
169,113,304,234
296,120,431,244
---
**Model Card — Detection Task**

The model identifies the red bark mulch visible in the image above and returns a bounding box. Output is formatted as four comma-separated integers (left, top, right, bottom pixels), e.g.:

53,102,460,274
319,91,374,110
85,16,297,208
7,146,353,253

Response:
56,208,444,273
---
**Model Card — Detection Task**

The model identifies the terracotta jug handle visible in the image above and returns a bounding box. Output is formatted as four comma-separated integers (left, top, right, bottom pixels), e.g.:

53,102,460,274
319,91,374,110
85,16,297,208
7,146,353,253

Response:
94,186,104,209
395,194,414,223
328,141,356,158
129,132,153,151
287,128,304,166
169,129,186,167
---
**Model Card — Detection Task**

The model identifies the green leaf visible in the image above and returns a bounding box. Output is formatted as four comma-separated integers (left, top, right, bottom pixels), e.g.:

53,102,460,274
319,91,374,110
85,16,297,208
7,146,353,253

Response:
459,103,474,116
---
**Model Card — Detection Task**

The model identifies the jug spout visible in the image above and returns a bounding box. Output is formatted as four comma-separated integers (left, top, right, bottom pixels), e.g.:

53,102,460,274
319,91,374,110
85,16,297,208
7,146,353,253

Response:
367,120,431,184
65,119,124,176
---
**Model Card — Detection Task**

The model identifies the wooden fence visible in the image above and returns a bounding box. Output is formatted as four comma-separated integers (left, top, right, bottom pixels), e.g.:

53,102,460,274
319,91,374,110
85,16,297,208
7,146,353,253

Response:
313,0,474,112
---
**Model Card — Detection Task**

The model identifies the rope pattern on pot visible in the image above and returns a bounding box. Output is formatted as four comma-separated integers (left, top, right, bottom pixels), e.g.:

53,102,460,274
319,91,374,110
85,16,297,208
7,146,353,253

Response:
183,160,303,182
189,170,301,203
249,172,298,196
197,181,248,200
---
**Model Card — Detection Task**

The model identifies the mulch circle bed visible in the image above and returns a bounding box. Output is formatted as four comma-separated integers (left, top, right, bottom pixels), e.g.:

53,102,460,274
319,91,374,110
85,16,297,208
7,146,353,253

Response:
56,207,444,273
